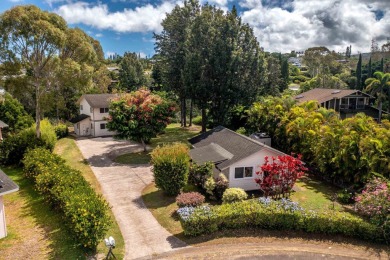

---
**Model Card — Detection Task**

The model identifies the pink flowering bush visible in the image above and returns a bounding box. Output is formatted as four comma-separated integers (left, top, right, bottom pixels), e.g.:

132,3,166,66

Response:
355,178,390,225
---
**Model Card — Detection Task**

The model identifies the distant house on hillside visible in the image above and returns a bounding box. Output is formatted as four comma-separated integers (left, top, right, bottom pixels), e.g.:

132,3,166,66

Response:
70,94,117,137
295,88,386,120
189,126,286,191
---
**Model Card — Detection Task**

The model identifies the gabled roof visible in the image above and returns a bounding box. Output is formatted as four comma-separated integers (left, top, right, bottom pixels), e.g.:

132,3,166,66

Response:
0,120,8,128
77,94,117,108
69,114,90,124
295,88,373,104
189,126,285,170
0,169,19,196
189,143,233,164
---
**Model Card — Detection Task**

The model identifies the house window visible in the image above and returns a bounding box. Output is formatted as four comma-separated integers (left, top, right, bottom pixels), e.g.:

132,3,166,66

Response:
76,123,80,129
100,123,106,130
90,107,93,113
80,105,83,110
91,123,93,129
100,108,109,113
234,167,253,179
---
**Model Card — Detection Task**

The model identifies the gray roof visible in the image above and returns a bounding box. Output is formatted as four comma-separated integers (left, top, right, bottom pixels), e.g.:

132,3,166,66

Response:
295,88,373,104
69,114,90,124
79,94,117,108
189,126,285,170
0,169,19,196
189,143,233,164
0,120,8,128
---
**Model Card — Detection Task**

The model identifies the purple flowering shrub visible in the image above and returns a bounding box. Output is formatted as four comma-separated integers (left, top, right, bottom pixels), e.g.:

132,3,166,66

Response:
355,178,390,225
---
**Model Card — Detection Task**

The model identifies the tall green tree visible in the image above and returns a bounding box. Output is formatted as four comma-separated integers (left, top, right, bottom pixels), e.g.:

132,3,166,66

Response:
118,52,146,91
368,57,372,78
356,53,362,90
0,5,67,137
281,59,289,92
364,71,390,123
154,0,200,127
0,93,34,134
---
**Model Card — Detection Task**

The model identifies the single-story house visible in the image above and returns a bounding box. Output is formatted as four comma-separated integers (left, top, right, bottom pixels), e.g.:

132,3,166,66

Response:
70,94,117,137
295,88,387,120
0,169,19,239
189,126,286,191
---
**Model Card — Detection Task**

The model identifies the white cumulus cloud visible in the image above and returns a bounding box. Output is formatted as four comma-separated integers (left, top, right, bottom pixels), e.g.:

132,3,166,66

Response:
56,1,177,33
240,0,390,53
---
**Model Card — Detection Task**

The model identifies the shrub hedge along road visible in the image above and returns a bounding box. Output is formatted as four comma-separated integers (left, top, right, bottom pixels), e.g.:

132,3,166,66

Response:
23,148,111,250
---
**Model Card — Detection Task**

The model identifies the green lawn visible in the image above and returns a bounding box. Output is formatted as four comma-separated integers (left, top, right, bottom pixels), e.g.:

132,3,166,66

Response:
0,167,85,259
115,123,201,165
54,137,125,259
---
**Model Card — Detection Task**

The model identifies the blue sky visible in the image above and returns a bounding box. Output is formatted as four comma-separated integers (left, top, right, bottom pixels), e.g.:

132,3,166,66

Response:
1,0,389,58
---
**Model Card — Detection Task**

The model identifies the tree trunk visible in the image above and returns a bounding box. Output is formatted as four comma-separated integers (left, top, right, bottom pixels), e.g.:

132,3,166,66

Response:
141,139,147,152
201,107,206,133
183,97,187,127
189,99,193,126
35,85,41,138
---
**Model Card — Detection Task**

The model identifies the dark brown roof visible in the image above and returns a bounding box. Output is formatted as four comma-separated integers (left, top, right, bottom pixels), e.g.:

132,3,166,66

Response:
295,88,373,104
0,120,8,128
189,126,285,170
78,94,117,108
0,169,19,196
69,114,90,124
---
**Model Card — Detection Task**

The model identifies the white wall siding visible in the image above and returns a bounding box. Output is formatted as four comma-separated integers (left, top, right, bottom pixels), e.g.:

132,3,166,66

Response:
227,149,282,191
93,121,114,137
74,118,92,136
79,98,93,119
93,108,109,121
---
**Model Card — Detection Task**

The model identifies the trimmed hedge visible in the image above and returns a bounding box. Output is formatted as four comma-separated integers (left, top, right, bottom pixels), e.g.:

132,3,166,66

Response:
151,143,190,196
54,124,69,139
23,148,111,249
177,198,385,243
222,188,248,203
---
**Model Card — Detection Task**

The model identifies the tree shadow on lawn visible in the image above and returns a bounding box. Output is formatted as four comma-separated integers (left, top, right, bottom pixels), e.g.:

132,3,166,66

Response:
5,167,87,260
141,189,176,209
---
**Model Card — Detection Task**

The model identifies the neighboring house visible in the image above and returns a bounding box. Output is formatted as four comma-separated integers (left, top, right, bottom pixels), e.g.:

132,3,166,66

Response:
189,126,286,191
0,120,8,141
295,88,386,120
0,169,19,239
71,94,117,137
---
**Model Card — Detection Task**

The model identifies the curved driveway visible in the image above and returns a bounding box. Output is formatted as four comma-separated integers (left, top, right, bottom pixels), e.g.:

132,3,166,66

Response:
77,137,387,260
76,137,187,259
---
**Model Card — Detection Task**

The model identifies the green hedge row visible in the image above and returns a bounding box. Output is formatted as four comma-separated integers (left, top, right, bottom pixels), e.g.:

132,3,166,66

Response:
23,148,111,250
178,199,386,243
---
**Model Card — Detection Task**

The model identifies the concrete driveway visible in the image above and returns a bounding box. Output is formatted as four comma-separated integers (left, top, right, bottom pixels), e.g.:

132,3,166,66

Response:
76,137,186,260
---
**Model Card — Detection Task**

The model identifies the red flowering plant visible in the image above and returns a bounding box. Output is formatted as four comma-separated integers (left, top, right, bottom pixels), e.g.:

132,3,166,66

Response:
106,88,175,151
255,154,307,199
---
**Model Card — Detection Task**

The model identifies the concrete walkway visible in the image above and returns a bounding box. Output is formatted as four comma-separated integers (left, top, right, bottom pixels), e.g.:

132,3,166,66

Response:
76,137,187,260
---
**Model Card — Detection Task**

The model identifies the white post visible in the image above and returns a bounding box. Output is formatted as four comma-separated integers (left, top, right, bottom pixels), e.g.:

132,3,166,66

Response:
0,196,7,239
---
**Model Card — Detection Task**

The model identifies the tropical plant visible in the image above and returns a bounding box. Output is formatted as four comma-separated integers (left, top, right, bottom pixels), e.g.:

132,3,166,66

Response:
364,71,390,123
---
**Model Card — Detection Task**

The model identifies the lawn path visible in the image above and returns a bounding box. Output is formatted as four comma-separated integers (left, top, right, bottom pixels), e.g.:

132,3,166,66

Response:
75,137,187,260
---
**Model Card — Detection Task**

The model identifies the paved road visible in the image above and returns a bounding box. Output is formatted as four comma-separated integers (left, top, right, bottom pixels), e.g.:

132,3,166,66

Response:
76,137,187,260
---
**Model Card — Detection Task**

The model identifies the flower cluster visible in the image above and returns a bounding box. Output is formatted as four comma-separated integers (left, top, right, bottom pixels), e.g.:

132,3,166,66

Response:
355,178,390,224
177,205,212,222
278,198,303,212
258,197,273,205
177,206,196,221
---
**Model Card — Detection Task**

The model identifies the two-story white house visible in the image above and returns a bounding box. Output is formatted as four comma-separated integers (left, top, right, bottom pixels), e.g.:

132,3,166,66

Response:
71,94,117,137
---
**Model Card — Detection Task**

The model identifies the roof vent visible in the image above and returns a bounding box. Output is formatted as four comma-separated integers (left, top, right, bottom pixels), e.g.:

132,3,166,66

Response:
332,90,341,94
296,95,304,99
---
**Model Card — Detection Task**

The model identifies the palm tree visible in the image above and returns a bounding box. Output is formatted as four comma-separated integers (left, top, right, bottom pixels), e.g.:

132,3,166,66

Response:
364,71,390,123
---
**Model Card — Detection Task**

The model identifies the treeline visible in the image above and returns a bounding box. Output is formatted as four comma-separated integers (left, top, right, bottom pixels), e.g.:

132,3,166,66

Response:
246,96,390,186
153,1,271,131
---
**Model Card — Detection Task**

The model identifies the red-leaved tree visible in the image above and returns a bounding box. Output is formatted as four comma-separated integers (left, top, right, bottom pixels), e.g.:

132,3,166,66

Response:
255,154,307,198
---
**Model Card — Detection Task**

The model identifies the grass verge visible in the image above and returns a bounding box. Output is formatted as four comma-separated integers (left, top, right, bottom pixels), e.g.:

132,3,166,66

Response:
54,137,125,259
115,123,201,165
0,167,85,259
